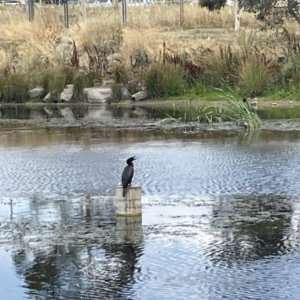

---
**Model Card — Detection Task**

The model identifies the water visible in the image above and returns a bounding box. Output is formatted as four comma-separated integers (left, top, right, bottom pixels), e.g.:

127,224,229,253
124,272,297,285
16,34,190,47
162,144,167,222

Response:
0,114,300,299
1,103,300,122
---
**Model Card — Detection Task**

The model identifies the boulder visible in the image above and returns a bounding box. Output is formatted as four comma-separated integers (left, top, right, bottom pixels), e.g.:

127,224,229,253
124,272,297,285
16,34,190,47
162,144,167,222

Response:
131,91,148,101
60,84,74,102
83,87,113,103
42,92,51,103
28,86,44,99
110,84,132,102
121,86,131,99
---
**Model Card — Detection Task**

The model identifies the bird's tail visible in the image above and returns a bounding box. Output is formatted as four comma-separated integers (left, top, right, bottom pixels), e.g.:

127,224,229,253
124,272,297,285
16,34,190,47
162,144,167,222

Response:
123,187,128,197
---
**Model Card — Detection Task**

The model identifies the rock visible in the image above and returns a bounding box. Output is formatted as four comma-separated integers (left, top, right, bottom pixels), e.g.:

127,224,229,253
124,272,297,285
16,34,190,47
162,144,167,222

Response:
109,84,132,102
28,86,44,99
83,87,113,103
131,91,148,101
60,84,74,102
121,86,131,99
43,92,51,103
101,79,115,87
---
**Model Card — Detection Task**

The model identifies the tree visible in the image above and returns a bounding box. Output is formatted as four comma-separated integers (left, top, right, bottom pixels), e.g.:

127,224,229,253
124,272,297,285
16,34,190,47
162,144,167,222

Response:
200,0,300,27
241,0,300,26
199,0,227,11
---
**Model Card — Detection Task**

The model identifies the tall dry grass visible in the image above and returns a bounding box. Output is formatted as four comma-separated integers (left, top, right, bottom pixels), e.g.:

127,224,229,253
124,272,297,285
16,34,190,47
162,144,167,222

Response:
1,4,300,101
0,4,260,72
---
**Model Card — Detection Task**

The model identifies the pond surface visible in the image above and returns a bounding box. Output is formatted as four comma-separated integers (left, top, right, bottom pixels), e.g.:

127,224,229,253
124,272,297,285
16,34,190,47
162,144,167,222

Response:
1,103,300,122
1,112,300,299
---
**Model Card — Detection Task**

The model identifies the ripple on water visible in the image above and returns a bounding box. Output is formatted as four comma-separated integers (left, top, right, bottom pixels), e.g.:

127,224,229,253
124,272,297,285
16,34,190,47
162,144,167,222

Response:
0,138,299,198
1,132,300,299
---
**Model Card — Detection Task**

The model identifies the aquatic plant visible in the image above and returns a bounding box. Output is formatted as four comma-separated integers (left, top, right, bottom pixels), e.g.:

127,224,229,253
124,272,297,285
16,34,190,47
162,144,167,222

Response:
154,107,181,129
155,102,232,127
218,90,262,130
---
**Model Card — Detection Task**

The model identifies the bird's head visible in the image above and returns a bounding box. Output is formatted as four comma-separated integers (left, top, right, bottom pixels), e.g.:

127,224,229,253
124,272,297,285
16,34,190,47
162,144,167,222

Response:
126,156,136,164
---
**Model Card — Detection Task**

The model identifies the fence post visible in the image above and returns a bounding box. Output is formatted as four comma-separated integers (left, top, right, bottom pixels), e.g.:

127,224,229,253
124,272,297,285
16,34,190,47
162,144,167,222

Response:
79,0,86,27
122,0,127,26
234,0,240,31
180,0,184,27
28,0,34,21
62,0,69,28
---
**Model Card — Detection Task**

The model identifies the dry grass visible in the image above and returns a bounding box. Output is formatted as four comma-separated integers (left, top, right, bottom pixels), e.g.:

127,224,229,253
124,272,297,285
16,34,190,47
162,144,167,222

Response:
0,4,260,72
0,4,300,77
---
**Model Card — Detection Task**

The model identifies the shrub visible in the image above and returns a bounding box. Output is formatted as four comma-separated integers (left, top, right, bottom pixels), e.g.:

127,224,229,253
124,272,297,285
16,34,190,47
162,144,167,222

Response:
112,64,128,84
202,46,240,87
144,63,184,98
110,83,123,102
0,73,31,103
239,59,272,96
72,72,86,101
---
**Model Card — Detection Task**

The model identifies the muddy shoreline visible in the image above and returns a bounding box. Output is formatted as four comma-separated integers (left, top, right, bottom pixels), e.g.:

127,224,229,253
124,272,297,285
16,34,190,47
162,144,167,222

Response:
6,99,300,108
0,115,299,132
0,101,299,132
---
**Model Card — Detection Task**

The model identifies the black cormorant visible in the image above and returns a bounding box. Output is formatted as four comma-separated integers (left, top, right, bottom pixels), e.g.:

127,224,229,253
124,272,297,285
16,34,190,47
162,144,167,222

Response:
122,156,136,197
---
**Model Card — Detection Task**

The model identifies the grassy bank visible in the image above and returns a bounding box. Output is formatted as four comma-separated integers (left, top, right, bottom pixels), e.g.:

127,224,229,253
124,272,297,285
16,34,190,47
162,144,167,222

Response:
1,5,300,102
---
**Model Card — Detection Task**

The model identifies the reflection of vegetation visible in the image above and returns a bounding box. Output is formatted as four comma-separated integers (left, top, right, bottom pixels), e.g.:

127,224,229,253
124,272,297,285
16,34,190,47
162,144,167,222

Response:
237,128,261,145
257,107,300,120
210,194,293,265
9,196,143,299
0,105,89,120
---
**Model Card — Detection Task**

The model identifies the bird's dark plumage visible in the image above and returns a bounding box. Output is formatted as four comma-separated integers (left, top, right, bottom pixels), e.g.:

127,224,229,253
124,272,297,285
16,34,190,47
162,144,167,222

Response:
122,156,136,197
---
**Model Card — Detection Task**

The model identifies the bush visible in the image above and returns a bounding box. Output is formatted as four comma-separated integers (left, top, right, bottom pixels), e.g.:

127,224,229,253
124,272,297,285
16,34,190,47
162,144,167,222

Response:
111,83,123,102
144,63,184,98
239,59,272,96
202,46,240,87
72,72,86,101
0,73,31,103
112,64,128,84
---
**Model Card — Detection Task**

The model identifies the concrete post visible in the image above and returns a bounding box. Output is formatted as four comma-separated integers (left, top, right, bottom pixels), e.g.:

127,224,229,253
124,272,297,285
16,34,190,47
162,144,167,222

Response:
115,185,142,216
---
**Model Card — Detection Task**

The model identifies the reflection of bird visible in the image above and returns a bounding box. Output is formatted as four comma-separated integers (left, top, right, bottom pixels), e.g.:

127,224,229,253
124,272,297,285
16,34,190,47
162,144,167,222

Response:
122,156,136,197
